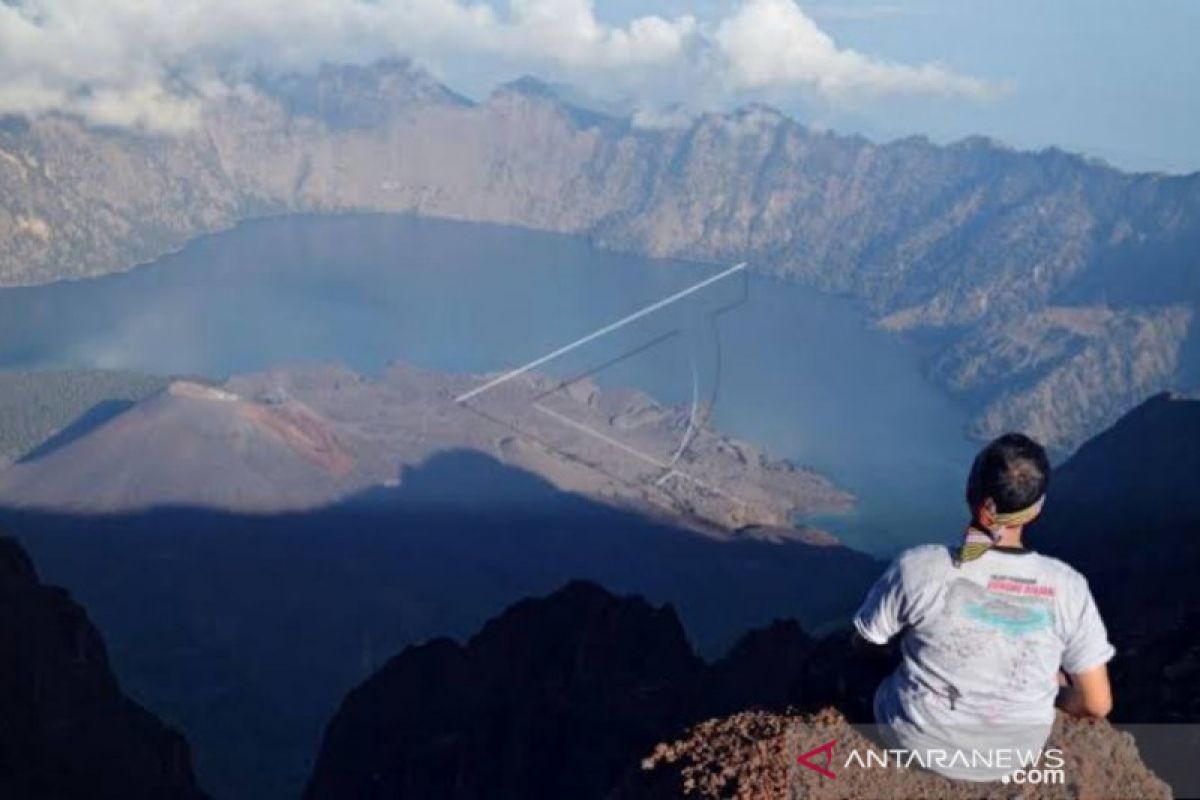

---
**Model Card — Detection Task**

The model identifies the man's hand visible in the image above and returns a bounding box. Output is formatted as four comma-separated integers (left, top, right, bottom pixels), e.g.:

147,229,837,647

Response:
1055,665,1113,718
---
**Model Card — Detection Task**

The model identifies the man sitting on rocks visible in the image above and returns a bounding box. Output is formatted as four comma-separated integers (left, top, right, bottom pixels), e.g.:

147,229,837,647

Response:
853,433,1114,782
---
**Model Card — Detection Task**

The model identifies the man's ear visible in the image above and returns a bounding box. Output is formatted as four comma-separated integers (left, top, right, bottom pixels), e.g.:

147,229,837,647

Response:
975,498,997,529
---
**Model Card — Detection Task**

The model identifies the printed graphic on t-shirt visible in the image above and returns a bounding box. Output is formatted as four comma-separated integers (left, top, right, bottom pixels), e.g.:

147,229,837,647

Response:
921,579,1059,711
961,576,1055,637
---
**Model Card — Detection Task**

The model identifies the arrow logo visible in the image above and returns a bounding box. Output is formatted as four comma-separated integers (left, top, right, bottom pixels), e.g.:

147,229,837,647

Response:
797,739,837,780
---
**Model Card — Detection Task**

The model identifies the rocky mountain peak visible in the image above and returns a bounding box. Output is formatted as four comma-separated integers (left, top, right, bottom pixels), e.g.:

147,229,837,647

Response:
305,580,704,800
493,75,563,101
469,578,696,667
0,534,207,800
262,58,472,128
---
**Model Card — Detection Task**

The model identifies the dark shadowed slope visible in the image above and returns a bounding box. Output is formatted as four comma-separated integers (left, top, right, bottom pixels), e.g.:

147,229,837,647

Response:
1039,391,1200,572
0,535,206,800
1036,390,1200,627
1037,392,1200,725
305,581,706,800
5,450,881,800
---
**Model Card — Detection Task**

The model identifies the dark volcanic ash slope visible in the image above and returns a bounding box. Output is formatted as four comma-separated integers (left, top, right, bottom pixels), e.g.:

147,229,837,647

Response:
0,362,850,531
0,534,206,800
1,60,1198,450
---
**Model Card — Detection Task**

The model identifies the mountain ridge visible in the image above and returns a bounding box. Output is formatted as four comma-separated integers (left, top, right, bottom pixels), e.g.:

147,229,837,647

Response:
1,59,1197,451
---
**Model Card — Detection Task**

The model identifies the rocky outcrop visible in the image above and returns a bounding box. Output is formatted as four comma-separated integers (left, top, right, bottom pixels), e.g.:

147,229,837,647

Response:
629,708,1170,799
0,534,206,799
1,60,1197,451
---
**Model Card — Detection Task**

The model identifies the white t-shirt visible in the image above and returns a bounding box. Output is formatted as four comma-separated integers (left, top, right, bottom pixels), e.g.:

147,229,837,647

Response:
853,543,1115,782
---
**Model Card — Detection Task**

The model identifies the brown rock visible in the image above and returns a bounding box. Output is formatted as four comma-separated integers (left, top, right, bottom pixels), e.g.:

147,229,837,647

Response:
628,709,1171,800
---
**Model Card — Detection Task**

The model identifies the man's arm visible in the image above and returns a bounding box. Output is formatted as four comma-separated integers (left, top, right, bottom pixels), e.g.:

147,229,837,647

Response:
1058,574,1115,717
1055,664,1113,718
852,557,908,646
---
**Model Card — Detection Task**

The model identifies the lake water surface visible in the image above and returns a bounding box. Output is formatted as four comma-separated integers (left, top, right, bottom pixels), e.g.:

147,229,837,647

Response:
0,214,975,554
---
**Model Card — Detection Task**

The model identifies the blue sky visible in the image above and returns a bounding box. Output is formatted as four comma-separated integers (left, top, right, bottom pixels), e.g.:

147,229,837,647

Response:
594,1,1200,174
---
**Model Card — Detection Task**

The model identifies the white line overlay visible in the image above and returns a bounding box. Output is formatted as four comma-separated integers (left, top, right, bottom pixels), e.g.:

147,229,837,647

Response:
453,262,747,404
532,402,742,504
454,261,749,511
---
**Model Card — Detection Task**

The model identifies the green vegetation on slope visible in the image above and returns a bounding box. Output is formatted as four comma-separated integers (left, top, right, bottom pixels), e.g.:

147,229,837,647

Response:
0,369,169,463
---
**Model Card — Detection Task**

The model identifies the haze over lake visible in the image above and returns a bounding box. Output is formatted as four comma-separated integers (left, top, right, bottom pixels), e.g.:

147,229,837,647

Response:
0,214,974,553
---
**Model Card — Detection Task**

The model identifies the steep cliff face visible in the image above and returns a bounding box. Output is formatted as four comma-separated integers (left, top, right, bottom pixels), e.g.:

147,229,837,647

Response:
0,534,206,800
1,60,1197,451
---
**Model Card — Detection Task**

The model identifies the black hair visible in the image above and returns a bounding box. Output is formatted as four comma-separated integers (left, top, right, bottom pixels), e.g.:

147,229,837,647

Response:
966,433,1050,513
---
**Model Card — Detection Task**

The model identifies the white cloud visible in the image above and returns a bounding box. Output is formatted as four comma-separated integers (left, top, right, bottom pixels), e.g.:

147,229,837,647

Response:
0,0,996,131
502,0,696,68
715,0,994,99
